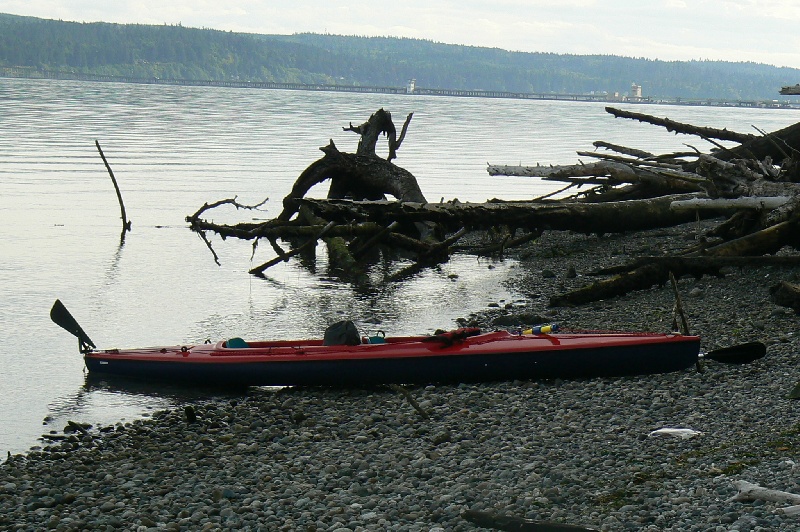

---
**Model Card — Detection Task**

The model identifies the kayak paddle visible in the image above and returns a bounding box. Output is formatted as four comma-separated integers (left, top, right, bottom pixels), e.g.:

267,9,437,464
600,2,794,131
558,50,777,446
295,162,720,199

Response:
700,342,766,364
50,299,96,353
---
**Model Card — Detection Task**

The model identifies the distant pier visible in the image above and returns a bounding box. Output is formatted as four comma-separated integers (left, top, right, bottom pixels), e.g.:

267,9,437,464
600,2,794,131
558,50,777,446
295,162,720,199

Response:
2,67,798,109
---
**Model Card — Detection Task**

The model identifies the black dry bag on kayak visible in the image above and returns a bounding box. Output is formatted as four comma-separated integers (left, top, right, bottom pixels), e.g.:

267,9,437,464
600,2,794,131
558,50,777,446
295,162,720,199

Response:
323,320,361,346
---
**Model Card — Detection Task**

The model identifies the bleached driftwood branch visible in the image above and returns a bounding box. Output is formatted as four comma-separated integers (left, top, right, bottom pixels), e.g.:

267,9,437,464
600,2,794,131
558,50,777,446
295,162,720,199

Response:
670,196,790,212
488,161,671,180
487,161,703,191
487,162,617,178
729,480,800,515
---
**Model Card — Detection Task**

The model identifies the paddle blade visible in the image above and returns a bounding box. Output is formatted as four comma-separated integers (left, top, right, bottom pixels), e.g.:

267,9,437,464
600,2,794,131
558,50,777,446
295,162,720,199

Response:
50,299,96,351
704,342,766,364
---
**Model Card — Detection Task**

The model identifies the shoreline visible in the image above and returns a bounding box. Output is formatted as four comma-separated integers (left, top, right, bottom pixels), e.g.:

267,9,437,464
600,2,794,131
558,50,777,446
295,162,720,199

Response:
3,221,800,530
3,69,799,110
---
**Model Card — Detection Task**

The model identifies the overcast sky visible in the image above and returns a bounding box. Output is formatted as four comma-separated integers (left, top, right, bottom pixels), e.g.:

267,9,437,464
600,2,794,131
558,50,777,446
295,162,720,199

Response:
3,1,799,69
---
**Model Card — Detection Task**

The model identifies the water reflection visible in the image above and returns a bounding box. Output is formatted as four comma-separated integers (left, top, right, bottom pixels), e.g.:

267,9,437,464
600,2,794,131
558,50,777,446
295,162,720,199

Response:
81,373,251,398
104,239,126,285
180,241,520,343
41,372,254,437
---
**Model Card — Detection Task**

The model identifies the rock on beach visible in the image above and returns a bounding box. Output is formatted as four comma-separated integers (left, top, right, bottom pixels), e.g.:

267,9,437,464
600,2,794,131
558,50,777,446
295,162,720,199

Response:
3,222,800,531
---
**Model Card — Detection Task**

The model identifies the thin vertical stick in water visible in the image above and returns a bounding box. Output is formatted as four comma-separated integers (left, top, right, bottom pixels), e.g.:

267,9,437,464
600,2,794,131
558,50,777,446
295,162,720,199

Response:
94,140,131,237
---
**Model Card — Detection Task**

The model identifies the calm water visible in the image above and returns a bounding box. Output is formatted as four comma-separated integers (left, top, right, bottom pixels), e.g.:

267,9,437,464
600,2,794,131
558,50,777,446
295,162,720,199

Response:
1,77,798,456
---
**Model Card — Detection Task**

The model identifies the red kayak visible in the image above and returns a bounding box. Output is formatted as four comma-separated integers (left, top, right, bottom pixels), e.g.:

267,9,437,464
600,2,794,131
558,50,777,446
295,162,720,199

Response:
82,328,700,386
51,300,702,386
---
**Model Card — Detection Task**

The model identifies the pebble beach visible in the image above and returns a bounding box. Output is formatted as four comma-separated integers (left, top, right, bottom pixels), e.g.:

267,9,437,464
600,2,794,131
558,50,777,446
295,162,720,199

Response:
3,221,800,531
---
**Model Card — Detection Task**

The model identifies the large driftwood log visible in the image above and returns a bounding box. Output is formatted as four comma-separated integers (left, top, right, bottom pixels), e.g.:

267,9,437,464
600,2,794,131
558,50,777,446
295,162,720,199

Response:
557,254,800,307
770,280,800,313
671,196,790,212
553,226,800,306
606,106,800,168
701,217,800,256
189,215,392,242
605,106,757,144
550,260,724,307
278,140,427,221
729,480,800,516
291,194,720,234
277,108,426,223
550,218,800,306
488,156,704,203
593,255,800,277
551,214,800,306
487,161,702,192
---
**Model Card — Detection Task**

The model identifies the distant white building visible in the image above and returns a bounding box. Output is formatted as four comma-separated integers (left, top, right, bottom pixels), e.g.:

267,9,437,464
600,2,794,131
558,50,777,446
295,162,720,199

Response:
406,79,416,93
631,83,642,99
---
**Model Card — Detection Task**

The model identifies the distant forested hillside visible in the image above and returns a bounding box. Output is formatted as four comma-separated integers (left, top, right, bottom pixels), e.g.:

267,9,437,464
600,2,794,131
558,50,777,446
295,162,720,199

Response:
1,13,798,100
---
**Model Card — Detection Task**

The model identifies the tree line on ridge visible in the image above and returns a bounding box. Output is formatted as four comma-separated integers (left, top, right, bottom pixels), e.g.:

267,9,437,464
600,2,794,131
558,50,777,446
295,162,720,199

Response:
0,12,798,100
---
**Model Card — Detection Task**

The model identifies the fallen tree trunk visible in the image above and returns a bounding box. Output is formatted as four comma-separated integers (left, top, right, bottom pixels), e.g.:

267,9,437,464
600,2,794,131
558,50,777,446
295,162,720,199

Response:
605,106,757,144
729,480,800,516
278,140,427,222
550,219,800,306
550,260,724,307
190,216,397,241
701,217,800,256
488,158,705,202
671,196,790,212
292,194,721,234
770,280,800,313
487,161,703,192
593,255,800,277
